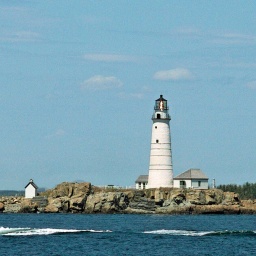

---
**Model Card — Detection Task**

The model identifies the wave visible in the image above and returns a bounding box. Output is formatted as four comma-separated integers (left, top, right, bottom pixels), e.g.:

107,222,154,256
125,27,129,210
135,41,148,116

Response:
144,229,256,236
0,227,112,236
1,227,255,237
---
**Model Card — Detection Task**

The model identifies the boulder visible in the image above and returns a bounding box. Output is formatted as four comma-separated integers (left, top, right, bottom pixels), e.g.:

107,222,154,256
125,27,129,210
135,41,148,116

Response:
44,204,59,213
192,205,241,214
3,203,22,213
42,182,91,199
0,202,4,211
128,191,156,212
69,196,86,212
186,190,206,205
84,192,129,213
240,200,256,214
156,205,192,214
41,182,91,213
222,192,240,205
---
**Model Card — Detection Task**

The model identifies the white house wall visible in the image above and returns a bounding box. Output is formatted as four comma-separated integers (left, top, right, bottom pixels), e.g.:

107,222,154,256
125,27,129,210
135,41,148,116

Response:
25,184,37,198
135,182,148,190
191,180,208,189
174,179,208,189
173,179,192,188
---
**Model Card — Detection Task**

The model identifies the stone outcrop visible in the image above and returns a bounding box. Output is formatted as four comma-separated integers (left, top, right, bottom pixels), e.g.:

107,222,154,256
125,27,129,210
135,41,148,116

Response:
41,182,91,213
240,199,256,214
1,182,256,214
0,196,41,213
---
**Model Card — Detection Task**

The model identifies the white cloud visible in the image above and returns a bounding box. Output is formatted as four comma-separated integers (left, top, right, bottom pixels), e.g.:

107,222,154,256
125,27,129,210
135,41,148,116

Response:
0,6,27,12
117,86,151,99
0,31,41,42
45,129,66,139
174,27,201,36
153,68,193,81
172,27,256,45
84,54,137,62
81,75,123,90
210,32,256,45
118,92,144,99
246,81,256,90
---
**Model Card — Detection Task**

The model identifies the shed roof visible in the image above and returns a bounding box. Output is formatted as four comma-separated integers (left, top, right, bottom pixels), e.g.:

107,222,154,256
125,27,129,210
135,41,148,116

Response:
25,179,38,189
135,175,148,183
173,169,208,180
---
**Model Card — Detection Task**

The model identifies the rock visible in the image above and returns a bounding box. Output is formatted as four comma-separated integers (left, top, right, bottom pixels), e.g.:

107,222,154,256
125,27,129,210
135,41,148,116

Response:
44,204,59,213
240,200,256,214
41,182,91,213
69,196,86,212
1,182,255,214
186,190,206,205
204,189,223,205
124,207,156,214
128,191,156,212
192,205,241,214
84,192,129,213
3,203,22,213
42,182,91,199
156,205,192,214
222,192,240,205
0,202,4,211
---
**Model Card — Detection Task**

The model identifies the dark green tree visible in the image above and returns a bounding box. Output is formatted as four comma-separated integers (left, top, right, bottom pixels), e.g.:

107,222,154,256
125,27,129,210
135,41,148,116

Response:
217,182,256,199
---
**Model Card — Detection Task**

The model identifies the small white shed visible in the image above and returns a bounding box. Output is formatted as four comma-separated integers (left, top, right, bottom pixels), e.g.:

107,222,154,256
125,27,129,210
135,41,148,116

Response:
135,175,148,190
25,179,38,198
173,169,209,189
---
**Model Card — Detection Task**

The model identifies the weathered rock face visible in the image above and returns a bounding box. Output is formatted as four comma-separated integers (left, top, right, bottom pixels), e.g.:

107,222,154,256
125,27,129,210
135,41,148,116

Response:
1,183,256,214
43,182,91,199
240,199,256,214
41,184,251,214
42,182,91,213
0,202,4,211
0,197,40,213
85,192,130,213
126,190,156,213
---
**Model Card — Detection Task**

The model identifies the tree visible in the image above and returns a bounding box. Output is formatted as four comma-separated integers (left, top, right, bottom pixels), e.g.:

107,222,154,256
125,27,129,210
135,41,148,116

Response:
217,182,256,199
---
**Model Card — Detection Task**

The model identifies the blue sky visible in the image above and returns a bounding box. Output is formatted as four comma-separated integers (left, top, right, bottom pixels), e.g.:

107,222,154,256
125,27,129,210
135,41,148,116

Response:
1,1,256,189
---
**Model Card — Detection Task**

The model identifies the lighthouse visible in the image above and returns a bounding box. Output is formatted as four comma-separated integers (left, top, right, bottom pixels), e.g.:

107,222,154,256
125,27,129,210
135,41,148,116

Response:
147,95,173,188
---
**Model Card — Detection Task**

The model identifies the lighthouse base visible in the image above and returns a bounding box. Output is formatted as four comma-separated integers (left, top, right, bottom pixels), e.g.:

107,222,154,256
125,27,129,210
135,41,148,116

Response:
147,168,173,188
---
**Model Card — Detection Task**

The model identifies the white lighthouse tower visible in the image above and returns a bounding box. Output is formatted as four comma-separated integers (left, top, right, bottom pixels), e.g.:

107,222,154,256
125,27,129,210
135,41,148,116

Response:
147,95,173,188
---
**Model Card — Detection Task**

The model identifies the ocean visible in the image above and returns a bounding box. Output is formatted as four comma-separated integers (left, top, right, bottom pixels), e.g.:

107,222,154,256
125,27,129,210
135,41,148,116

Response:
0,213,255,255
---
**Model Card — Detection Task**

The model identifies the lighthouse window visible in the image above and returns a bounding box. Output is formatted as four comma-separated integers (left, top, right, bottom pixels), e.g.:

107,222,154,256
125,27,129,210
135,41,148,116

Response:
156,140,159,143
157,114,161,119
155,126,157,129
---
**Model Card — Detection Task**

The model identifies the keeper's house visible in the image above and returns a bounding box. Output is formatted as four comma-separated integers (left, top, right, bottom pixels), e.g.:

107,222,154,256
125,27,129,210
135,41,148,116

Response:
25,179,38,198
173,169,208,189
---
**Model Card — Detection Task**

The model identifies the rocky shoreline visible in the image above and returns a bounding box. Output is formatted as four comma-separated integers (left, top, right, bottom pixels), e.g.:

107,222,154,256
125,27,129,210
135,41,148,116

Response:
1,182,256,214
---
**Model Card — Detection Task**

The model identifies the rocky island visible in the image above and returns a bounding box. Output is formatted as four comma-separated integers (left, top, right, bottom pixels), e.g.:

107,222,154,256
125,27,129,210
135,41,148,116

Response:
0,182,256,214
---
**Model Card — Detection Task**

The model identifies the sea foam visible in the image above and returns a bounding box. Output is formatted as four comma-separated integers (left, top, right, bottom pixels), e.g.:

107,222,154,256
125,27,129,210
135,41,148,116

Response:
143,229,256,236
0,227,112,236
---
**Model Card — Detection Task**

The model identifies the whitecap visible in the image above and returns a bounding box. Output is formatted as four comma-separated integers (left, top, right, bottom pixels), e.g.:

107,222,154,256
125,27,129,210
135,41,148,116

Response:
0,227,112,236
144,229,215,236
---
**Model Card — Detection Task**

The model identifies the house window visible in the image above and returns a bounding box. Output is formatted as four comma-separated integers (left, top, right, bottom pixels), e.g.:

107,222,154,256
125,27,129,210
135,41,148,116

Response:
139,182,141,189
180,181,186,188
198,181,201,187
157,114,161,119
143,183,146,189
156,140,159,143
